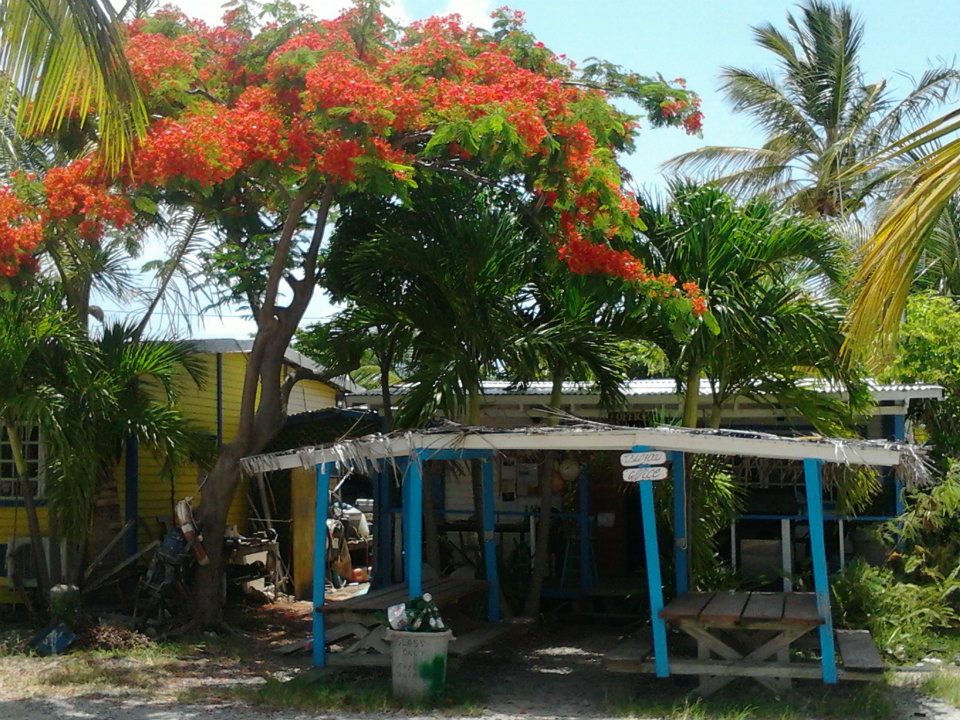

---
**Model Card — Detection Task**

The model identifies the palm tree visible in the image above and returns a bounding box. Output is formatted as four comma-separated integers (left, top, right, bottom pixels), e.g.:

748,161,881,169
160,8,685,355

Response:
635,182,862,430
0,0,148,169
79,322,208,556
0,285,105,596
666,0,960,217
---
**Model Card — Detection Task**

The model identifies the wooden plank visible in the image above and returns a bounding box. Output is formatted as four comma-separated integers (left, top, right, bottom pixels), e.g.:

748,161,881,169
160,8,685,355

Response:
660,592,714,621
698,592,749,624
321,577,486,614
782,592,823,626
604,659,886,682
605,636,652,665
837,629,884,672
648,658,825,680
741,592,785,622
327,653,392,667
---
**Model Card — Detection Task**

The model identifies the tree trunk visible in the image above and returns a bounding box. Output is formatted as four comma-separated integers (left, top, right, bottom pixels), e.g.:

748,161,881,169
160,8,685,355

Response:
190,449,244,627
4,419,50,601
191,330,291,626
190,184,337,627
681,364,701,428
379,360,393,429
708,401,724,428
522,373,564,617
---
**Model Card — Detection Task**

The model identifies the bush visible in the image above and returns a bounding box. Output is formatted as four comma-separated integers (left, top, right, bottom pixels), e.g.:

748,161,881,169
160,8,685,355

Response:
832,558,960,661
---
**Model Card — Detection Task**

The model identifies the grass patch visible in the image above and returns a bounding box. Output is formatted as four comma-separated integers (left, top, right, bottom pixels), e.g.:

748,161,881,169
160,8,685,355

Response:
608,680,895,720
920,668,960,708
40,658,169,689
225,670,484,716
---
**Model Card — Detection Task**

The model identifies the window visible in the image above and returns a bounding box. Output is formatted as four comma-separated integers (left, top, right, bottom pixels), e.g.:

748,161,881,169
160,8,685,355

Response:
0,426,43,500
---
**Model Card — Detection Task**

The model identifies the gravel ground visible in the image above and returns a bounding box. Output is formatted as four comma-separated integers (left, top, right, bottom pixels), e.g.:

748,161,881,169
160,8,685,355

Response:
1,608,958,720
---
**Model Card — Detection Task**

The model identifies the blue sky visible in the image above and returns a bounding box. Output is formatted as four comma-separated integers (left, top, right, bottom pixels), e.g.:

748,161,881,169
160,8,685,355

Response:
134,0,959,338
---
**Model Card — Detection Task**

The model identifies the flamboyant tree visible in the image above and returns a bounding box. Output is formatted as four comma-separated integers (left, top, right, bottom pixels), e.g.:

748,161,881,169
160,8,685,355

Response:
0,1,707,624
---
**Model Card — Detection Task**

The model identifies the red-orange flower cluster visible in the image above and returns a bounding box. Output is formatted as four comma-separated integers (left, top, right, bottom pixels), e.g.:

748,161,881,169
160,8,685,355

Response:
43,158,133,241
125,31,197,96
0,188,42,277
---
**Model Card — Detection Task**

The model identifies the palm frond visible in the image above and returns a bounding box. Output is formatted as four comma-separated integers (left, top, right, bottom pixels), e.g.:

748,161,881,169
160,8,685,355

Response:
0,0,148,170
846,133,960,362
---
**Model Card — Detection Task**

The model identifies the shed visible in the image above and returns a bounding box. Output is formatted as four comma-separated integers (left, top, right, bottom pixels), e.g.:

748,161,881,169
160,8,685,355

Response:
241,422,926,678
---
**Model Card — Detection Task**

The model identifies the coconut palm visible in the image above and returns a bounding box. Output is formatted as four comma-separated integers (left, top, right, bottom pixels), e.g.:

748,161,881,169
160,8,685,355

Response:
0,0,148,169
634,182,864,431
666,0,960,217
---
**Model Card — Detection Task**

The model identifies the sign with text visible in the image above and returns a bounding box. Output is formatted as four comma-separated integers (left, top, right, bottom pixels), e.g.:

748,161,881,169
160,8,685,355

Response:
623,466,668,482
620,451,666,467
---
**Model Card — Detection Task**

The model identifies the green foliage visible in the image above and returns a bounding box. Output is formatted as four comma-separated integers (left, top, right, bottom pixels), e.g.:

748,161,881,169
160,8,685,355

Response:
831,558,959,660
832,465,960,660
921,669,960,708
636,182,866,433
880,292,960,463
686,457,744,589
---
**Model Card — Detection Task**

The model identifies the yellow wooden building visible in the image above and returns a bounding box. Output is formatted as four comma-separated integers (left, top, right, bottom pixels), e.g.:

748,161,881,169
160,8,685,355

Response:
0,338,353,592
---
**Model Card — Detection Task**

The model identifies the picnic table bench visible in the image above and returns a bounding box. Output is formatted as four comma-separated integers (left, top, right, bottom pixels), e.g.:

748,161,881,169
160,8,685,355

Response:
605,591,883,695
319,575,493,665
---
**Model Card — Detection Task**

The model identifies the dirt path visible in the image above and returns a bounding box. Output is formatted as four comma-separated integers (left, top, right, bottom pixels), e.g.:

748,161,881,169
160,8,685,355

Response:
1,612,958,720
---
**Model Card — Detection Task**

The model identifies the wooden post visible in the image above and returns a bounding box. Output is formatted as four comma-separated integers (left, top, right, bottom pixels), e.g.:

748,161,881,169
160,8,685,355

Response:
803,457,837,684
482,458,501,621
781,518,793,592
671,451,688,595
405,452,423,599
893,415,906,515
372,460,392,590
635,444,669,678
578,464,594,594
312,462,331,667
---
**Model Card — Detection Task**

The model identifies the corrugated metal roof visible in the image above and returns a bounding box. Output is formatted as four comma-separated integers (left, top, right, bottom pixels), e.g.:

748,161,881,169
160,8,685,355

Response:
348,378,943,401
187,338,361,394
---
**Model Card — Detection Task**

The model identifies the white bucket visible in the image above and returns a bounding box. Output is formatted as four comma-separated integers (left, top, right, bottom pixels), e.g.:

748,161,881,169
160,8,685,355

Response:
385,629,453,699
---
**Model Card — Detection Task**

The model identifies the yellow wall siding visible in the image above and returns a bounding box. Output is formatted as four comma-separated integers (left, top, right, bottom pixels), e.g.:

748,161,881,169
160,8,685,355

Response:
0,505,48,543
0,351,339,553
287,379,338,416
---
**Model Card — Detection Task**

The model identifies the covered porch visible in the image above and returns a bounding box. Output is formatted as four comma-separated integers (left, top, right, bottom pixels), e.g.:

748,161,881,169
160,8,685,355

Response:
240,422,924,679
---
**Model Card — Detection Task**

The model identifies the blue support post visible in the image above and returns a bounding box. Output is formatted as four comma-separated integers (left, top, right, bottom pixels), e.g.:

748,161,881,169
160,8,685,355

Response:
803,458,838,684
578,465,594,594
312,462,331,667
635,444,669,678
671,451,688,595
404,453,424,598
481,459,501,621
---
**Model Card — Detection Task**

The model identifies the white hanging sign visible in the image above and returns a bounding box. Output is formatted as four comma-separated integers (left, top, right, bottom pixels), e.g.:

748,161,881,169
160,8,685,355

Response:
620,451,666,467
623,466,668,482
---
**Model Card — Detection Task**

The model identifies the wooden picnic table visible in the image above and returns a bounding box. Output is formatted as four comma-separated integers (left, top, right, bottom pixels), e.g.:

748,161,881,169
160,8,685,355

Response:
660,591,823,695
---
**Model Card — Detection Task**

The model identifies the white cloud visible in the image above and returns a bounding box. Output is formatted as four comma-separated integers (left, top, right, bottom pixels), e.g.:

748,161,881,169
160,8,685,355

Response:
441,0,492,29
